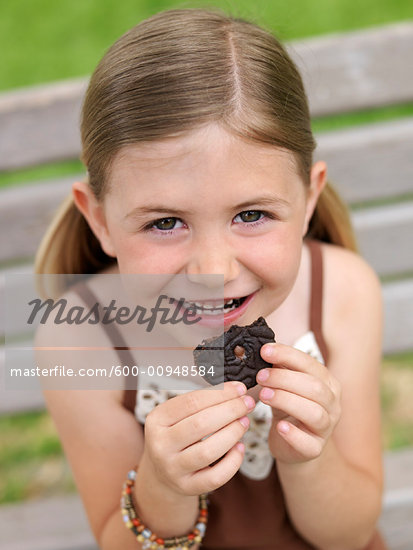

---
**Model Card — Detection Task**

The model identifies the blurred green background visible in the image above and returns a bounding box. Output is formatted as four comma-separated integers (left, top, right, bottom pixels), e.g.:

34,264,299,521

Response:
1,0,413,91
1,0,412,505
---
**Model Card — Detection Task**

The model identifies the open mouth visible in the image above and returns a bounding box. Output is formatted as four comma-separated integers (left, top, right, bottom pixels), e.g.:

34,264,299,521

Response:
180,296,249,316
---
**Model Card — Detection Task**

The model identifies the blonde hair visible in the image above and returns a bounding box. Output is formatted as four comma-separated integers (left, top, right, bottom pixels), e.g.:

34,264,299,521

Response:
35,8,357,281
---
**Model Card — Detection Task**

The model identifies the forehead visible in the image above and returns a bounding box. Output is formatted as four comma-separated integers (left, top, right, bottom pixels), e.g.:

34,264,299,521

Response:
109,124,300,182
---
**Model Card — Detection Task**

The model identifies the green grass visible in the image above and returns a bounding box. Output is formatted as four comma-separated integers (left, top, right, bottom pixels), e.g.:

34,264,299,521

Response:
0,410,76,503
1,0,412,91
381,352,413,450
311,103,413,133
0,159,85,189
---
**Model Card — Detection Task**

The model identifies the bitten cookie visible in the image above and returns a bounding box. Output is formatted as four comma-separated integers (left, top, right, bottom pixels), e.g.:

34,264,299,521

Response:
193,317,276,389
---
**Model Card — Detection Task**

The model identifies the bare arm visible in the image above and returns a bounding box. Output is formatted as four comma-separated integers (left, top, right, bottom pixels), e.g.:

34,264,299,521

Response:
257,245,384,549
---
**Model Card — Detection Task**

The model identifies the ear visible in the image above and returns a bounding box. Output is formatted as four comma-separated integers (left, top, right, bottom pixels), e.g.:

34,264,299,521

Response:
302,161,327,236
72,181,117,258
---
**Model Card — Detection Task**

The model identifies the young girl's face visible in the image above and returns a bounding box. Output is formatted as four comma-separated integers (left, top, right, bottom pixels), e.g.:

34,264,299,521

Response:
84,124,325,326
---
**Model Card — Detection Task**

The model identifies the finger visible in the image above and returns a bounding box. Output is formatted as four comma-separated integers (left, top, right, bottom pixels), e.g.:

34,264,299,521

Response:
188,441,246,494
276,420,323,461
154,381,247,426
256,368,334,410
179,415,249,471
172,394,255,450
260,388,331,435
261,343,328,379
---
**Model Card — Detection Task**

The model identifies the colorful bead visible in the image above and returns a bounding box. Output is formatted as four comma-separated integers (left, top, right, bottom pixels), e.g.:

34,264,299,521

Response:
122,465,208,548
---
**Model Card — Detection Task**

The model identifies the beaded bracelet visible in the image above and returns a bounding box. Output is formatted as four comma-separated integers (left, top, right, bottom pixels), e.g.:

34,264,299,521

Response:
121,466,208,549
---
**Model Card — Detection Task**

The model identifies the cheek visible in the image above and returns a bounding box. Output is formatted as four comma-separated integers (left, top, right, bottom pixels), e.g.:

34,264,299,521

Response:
242,225,302,279
115,237,185,274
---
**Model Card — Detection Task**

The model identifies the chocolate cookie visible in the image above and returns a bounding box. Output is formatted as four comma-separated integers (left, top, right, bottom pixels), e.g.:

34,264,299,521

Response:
193,317,275,389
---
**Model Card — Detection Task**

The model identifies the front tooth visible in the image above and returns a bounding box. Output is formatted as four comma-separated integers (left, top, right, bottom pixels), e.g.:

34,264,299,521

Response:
193,301,226,309
201,307,224,315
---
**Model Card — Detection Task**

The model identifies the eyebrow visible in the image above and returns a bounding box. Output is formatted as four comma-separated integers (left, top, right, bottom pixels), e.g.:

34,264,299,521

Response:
123,195,291,221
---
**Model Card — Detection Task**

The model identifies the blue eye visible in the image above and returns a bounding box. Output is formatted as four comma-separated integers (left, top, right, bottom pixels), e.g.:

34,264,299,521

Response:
233,210,265,223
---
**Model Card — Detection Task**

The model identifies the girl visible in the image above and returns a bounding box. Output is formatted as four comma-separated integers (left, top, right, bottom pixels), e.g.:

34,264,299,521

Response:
34,8,387,550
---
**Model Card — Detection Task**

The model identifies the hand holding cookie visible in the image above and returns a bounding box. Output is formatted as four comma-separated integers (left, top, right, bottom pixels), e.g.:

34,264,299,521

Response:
257,343,342,464
141,381,255,496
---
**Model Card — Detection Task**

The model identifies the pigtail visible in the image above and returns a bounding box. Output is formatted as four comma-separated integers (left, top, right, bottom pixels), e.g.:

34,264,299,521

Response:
34,184,115,297
307,181,358,252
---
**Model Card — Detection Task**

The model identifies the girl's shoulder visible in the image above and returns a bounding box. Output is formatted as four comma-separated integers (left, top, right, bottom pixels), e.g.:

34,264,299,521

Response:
320,241,382,358
320,241,381,306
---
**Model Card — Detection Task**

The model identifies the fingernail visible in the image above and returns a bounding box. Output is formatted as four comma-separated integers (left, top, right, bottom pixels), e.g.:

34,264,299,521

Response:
235,382,247,396
236,442,245,453
239,416,250,428
261,388,274,400
261,345,274,360
257,369,269,382
243,395,255,410
278,421,290,434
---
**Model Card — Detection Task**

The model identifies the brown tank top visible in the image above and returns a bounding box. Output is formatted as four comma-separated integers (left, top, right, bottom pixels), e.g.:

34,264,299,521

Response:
72,239,387,550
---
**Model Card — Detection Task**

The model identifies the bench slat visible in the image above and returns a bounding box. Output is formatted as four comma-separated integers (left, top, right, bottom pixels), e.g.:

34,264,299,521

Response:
1,23,412,171
352,201,413,277
316,118,413,204
290,22,413,117
0,80,87,171
0,494,98,550
382,280,413,353
0,177,77,263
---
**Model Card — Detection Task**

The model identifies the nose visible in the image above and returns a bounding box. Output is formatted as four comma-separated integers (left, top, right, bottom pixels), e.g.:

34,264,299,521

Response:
185,236,240,287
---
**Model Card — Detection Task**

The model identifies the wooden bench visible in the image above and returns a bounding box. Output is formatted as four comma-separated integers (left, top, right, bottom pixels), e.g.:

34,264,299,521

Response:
0,22,412,550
